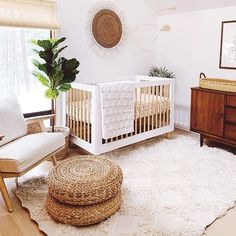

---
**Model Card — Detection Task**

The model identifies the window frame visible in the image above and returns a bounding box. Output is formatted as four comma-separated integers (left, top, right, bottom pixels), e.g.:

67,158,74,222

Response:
23,30,55,118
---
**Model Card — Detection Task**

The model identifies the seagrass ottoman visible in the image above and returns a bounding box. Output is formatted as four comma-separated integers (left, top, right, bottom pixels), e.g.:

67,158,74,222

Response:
45,156,123,226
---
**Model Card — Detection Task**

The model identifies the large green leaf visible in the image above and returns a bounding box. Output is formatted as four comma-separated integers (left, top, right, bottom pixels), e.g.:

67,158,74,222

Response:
45,88,59,99
32,70,49,87
60,73,76,85
32,59,41,68
58,84,71,92
36,40,53,50
52,37,66,49
66,58,80,71
52,68,64,82
38,50,53,63
32,49,40,54
37,64,48,75
31,39,38,45
53,46,68,60
38,76,50,87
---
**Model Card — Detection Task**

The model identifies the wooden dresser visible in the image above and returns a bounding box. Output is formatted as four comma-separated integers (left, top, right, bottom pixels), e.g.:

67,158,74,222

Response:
190,87,236,149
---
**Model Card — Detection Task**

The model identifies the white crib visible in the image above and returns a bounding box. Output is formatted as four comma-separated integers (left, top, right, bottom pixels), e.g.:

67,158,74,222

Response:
64,75,175,155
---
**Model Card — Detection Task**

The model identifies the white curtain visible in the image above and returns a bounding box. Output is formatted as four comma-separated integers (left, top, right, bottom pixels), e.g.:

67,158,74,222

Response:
0,27,51,113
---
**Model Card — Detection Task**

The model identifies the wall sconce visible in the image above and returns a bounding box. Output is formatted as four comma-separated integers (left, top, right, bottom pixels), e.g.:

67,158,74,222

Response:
160,24,171,32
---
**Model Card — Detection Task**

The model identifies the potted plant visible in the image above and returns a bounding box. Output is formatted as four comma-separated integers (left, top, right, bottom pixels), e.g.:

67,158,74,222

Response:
32,37,80,159
148,66,175,78
32,37,80,132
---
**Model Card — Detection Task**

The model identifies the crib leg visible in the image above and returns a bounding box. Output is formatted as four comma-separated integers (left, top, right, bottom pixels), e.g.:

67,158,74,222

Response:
165,132,173,139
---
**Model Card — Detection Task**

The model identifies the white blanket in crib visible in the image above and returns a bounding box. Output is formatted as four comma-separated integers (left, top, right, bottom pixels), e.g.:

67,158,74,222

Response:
99,81,136,139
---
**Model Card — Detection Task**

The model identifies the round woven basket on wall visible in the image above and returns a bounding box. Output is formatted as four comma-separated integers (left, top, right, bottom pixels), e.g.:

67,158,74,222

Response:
92,9,123,48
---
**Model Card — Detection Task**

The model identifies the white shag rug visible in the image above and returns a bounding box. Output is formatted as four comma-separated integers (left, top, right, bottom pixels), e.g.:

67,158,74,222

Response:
14,134,236,236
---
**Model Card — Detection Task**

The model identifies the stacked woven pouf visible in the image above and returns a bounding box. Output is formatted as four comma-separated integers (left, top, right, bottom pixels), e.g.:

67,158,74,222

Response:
45,156,123,226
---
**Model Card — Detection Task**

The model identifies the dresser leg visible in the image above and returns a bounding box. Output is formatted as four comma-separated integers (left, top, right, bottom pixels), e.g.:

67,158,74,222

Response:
200,135,204,147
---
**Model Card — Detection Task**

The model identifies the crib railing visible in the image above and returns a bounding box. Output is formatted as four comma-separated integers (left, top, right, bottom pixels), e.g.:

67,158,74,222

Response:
65,77,174,154
102,84,170,144
67,88,92,143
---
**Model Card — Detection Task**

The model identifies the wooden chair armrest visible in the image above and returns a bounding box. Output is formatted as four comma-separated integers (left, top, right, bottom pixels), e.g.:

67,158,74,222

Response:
25,114,55,124
26,114,55,134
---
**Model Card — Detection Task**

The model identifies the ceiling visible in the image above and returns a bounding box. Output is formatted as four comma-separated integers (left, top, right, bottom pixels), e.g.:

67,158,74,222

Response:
145,0,236,15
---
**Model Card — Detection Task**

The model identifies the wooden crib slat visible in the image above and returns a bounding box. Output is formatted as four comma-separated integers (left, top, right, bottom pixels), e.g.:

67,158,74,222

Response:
135,88,138,135
73,89,76,135
66,90,69,127
167,85,170,125
147,87,150,131
164,85,166,126
76,89,79,137
159,86,163,128
79,89,82,139
155,86,158,128
71,89,74,134
69,90,73,133
144,87,147,132
83,91,86,140
88,92,91,143
151,86,155,130
139,88,142,134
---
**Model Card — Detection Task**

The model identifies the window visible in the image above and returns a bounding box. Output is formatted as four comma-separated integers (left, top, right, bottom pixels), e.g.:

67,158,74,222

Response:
0,27,51,115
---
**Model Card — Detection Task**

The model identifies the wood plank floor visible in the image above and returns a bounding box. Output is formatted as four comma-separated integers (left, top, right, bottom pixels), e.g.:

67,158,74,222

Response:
0,130,236,236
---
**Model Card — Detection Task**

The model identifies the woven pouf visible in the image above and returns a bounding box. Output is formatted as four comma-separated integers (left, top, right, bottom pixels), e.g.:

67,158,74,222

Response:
45,191,122,226
46,156,123,226
47,156,123,205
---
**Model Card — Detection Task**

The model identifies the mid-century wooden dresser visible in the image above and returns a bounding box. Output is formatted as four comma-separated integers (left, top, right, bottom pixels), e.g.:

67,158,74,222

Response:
190,87,236,149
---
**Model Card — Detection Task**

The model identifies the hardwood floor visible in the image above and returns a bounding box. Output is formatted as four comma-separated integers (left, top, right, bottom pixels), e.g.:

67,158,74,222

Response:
0,174,46,236
0,131,236,236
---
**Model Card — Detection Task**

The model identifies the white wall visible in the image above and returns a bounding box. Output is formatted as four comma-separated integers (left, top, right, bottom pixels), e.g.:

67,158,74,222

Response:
57,0,158,82
56,0,160,125
156,6,236,130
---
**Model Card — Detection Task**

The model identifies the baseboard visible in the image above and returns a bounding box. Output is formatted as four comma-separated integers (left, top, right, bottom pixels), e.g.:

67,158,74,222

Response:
174,121,190,131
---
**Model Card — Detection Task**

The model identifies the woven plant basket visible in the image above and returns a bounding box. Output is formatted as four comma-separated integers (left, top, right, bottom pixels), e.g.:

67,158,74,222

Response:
199,73,236,93
47,126,70,160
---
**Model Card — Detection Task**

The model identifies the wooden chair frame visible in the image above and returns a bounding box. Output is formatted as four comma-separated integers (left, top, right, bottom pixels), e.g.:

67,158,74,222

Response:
0,115,65,212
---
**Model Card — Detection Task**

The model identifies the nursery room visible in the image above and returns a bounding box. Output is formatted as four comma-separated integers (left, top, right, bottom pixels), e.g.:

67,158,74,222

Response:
1,0,236,235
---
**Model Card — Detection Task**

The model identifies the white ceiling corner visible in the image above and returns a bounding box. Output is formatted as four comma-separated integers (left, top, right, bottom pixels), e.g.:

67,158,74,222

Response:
145,0,236,15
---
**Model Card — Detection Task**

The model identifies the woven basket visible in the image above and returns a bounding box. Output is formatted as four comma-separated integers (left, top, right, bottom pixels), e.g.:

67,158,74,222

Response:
48,156,123,206
199,78,236,93
46,191,121,226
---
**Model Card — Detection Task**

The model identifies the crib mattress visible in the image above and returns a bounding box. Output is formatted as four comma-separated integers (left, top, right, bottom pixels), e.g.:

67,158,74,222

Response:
67,95,170,123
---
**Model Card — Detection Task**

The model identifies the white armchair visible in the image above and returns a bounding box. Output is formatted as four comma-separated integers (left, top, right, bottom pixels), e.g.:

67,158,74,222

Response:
0,97,65,212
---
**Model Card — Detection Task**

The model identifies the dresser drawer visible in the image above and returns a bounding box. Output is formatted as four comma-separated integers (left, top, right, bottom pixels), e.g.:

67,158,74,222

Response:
224,124,236,141
227,96,236,107
225,107,236,123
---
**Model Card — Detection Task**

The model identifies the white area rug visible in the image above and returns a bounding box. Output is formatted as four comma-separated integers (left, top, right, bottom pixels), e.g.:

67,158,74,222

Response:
14,134,236,236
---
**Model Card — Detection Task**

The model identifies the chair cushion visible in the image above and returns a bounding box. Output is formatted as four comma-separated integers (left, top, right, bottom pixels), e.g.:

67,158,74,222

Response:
0,132,65,173
0,96,27,147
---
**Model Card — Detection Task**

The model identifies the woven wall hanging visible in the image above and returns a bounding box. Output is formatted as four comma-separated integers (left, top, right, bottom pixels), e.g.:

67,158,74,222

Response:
87,3,126,57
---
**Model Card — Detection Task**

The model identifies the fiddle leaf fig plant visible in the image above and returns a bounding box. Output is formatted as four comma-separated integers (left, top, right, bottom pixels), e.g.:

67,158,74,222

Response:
32,37,80,132
32,37,80,100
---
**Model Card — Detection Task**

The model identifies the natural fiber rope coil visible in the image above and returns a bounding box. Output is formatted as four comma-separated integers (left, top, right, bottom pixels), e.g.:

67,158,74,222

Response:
47,156,123,205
